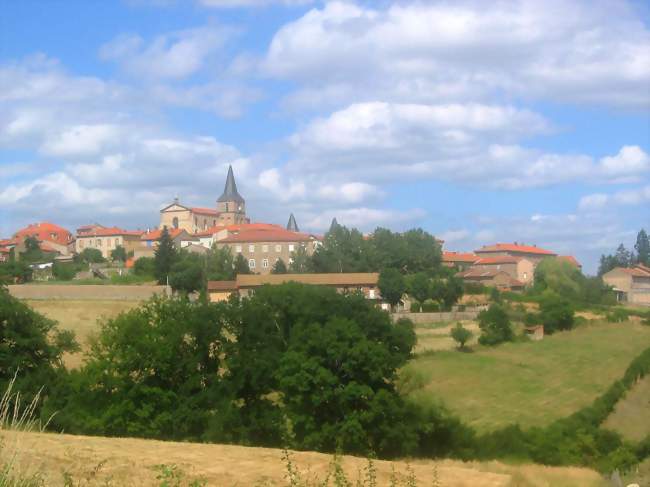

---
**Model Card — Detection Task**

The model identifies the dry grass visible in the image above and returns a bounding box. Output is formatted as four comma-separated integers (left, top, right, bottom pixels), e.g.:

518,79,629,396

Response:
404,321,650,432
0,431,608,487
602,374,650,442
414,321,480,354
25,300,139,368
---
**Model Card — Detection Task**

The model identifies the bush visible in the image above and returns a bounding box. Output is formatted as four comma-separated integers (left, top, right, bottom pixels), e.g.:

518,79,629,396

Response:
538,291,574,334
606,308,629,323
478,304,513,346
464,282,487,295
133,257,155,277
421,300,439,312
78,248,105,264
52,261,84,281
451,322,473,349
409,301,421,313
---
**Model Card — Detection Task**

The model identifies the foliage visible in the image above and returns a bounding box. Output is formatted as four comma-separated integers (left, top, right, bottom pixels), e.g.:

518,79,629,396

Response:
538,291,574,334
378,269,406,309
450,323,473,349
52,261,84,281
463,282,487,295
271,258,288,274
288,245,312,273
154,228,178,284
0,286,78,396
635,229,650,266
133,256,156,278
420,300,439,312
110,245,127,263
233,253,251,275
206,246,234,281
19,236,48,264
406,273,429,304
0,260,33,283
310,224,370,273
606,308,630,323
534,258,614,305
409,301,421,313
169,252,204,294
78,248,106,264
430,276,463,311
477,304,513,346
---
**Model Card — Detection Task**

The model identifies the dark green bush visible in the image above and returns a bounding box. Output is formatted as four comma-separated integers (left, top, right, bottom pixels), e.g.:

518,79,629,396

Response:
421,300,439,312
478,304,513,346
409,301,421,313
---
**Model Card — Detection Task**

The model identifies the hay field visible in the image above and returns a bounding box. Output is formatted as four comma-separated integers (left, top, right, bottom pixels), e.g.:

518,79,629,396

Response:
25,300,139,368
0,430,607,487
603,374,650,442
403,321,650,432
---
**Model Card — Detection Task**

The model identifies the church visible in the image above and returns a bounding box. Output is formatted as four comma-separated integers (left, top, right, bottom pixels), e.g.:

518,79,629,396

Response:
159,165,251,233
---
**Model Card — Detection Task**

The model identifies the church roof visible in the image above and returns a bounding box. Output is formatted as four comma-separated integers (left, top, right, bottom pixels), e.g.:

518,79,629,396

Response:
287,213,299,232
217,165,245,203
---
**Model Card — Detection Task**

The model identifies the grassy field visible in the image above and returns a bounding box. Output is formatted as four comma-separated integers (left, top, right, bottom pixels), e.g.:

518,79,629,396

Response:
603,374,650,442
0,430,607,487
26,299,139,368
413,321,480,354
402,321,650,432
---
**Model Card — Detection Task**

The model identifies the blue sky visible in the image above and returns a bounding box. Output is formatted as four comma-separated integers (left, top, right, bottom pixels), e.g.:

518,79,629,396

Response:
1,0,649,273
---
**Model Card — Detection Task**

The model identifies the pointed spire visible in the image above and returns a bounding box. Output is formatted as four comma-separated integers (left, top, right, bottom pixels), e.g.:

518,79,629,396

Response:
217,165,245,203
329,217,339,233
287,213,299,232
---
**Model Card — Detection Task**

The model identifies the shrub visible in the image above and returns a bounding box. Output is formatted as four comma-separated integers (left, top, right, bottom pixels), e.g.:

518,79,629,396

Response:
451,322,473,349
133,257,155,277
464,282,487,295
421,300,439,312
52,261,84,281
478,304,513,346
538,291,574,334
606,308,629,323
409,301,421,313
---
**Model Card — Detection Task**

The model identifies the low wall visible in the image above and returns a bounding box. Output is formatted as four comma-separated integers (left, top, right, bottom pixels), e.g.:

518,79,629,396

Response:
392,310,479,324
8,284,169,301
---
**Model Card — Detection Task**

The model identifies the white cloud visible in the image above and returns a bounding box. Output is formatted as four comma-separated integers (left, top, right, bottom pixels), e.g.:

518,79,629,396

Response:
100,26,230,79
41,124,123,157
579,185,650,210
198,0,311,6
305,207,426,231
264,1,650,110
599,145,650,182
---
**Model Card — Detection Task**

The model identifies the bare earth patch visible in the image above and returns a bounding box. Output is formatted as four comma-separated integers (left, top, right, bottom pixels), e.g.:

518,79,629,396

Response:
0,431,606,487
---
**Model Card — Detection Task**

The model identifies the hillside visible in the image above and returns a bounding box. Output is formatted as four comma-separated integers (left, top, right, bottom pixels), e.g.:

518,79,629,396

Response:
1,430,606,487
403,321,650,431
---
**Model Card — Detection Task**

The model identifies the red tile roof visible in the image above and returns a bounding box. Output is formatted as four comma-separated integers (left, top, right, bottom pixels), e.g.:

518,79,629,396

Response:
619,266,650,277
442,251,479,263
191,207,220,216
475,256,522,265
77,226,143,237
475,243,556,256
0,238,16,247
14,222,72,246
219,229,317,243
456,269,524,287
141,228,187,241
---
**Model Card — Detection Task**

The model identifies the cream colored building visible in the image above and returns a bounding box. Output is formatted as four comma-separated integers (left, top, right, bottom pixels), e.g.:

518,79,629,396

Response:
75,225,143,259
603,265,650,306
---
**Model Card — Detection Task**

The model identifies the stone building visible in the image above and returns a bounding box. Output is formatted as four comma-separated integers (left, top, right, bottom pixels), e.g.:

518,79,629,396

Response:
75,224,143,259
474,242,557,265
13,222,73,258
602,264,650,306
159,165,250,233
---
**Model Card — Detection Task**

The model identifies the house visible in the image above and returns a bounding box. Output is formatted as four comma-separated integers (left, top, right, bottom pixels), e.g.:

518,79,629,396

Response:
455,268,525,291
470,256,534,285
208,273,383,304
135,228,198,259
442,251,479,271
159,165,250,233
12,222,73,258
0,239,16,262
474,242,557,265
602,264,650,306
75,224,143,259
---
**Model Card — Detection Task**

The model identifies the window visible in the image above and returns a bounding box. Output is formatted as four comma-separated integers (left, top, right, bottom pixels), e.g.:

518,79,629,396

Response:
225,203,229,212
262,244,268,253
172,217,179,229
249,259,256,269
96,239,102,247
275,244,281,252
523,272,528,280
262,258,269,269
235,245,242,253
249,244,255,253
288,244,295,252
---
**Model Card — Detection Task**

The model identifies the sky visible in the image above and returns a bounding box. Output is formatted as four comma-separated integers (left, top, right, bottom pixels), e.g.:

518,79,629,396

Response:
1,0,649,274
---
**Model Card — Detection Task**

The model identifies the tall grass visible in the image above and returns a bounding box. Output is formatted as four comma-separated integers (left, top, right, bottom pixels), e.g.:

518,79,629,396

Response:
0,374,47,487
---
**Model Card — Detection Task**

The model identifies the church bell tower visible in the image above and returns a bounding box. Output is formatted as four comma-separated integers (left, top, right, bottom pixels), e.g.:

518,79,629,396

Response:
217,165,247,225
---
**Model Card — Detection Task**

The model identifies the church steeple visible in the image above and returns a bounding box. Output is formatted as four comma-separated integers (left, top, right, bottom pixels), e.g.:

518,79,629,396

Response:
217,165,245,204
287,213,299,232
329,217,339,233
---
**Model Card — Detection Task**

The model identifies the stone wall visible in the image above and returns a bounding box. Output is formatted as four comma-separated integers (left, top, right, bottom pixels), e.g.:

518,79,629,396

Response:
8,284,169,301
392,310,480,324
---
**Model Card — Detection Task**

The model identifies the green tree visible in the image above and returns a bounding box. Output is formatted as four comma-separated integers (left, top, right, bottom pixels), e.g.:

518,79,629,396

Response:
233,253,251,275
378,268,406,310
451,322,473,350
598,254,618,276
534,258,582,300
271,258,287,274
20,236,46,263
154,227,178,284
110,245,127,263
406,272,430,304
0,287,78,395
207,246,235,280
52,262,79,281
0,260,33,283
46,297,228,440
538,291,574,334
635,229,650,266
430,276,464,311
311,224,370,273
133,257,155,278
288,245,311,273
478,304,513,346
615,243,632,267
79,248,105,264
169,252,203,294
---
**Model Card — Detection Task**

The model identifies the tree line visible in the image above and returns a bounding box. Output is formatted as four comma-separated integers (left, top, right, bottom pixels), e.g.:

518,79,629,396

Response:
598,228,649,276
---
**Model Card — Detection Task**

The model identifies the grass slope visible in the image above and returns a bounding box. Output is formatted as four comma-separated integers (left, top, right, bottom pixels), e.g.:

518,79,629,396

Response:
25,299,139,368
403,321,650,432
603,374,650,442
0,430,606,487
